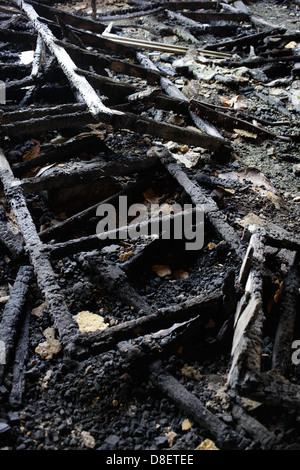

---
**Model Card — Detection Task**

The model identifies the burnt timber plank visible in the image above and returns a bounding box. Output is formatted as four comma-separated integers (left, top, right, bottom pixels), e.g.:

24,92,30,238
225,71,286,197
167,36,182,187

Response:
0,148,80,357
0,266,33,385
10,0,114,117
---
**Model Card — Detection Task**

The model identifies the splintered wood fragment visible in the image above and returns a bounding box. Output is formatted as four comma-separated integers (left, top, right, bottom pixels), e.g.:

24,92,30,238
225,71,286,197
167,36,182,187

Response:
228,226,266,391
78,252,150,313
2,103,87,124
0,266,33,385
74,291,222,357
10,0,114,117
272,256,300,373
149,365,239,449
0,149,79,357
9,309,31,408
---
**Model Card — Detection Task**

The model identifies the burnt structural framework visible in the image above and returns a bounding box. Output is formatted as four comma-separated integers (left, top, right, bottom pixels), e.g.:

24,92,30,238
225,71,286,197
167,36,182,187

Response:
0,0,300,451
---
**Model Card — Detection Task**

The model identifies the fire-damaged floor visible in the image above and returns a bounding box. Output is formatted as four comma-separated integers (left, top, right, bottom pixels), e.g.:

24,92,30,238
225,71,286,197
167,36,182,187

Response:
0,0,300,452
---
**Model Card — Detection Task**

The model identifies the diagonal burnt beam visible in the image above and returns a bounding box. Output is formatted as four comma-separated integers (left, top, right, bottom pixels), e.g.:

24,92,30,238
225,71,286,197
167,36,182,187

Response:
148,146,246,261
10,0,115,118
0,148,80,357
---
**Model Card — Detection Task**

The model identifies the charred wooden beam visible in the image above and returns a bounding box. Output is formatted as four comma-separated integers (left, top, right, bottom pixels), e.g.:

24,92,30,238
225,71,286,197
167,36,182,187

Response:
148,146,246,261
75,67,139,103
19,152,158,195
74,290,223,357
78,251,151,314
10,0,114,117
1,106,228,151
12,133,105,178
39,176,151,243
97,6,163,22
8,308,31,409
0,209,24,258
0,28,37,45
0,148,80,357
180,11,249,22
165,9,238,37
2,103,86,124
149,363,241,450
0,266,33,385
189,99,291,142
231,404,281,449
57,41,162,84
203,27,286,52
28,0,107,35
228,225,266,392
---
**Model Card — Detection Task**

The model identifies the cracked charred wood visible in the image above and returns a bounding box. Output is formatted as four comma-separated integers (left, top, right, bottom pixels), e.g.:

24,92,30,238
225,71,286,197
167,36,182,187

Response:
8,308,31,409
10,0,114,118
231,404,281,449
74,290,223,357
50,21,137,58
0,110,100,137
55,14,85,48
2,103,86,124
149,146,246,260
20,152,158,195
271,255,300,374
12,133,106,178
0,266,33,386
0,148,79,357
58,41,161,85
39,176,152,243
78,252,151,314
28,0,107,35
149,363,241,450
254,370,300,409
154,1,219,11
0,209,24,258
